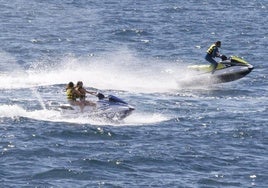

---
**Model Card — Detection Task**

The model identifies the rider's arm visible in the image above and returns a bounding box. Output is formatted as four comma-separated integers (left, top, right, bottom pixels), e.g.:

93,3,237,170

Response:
213,47,221,58
86,90,97,95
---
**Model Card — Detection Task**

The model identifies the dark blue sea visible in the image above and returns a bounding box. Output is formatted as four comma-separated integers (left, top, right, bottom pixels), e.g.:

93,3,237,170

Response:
0,1,267,187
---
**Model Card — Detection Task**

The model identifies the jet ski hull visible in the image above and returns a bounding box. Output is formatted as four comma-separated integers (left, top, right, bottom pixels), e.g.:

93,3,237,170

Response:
51,95,135,121
211,65,253,83
187,56,254,84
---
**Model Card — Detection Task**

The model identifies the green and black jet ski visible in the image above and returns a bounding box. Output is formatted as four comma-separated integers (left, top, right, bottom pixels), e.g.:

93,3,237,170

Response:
188,56,254,84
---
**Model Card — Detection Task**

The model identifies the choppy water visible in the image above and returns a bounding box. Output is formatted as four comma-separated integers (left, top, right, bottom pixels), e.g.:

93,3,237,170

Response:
0,0,267,187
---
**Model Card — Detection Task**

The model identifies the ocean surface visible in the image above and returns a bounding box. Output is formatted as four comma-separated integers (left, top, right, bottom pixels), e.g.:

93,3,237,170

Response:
0,0,267,187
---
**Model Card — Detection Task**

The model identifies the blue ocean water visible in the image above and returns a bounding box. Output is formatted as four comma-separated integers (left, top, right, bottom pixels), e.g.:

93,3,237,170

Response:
0,0,267,187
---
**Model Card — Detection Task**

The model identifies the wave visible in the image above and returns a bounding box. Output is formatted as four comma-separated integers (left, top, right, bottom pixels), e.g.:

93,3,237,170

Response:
0,104,171,126
0,49,209,92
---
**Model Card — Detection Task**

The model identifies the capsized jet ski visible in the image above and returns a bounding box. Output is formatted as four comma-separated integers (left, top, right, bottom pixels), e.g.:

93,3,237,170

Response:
187,56,254,84
49,93,135,121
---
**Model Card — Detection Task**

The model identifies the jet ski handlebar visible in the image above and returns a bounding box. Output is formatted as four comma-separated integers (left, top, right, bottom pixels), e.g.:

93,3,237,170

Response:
96,92,105,99
221,54,228,61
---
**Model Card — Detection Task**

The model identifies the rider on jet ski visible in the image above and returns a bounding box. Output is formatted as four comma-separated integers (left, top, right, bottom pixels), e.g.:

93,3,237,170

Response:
65,81,96,112
66,81,85,111
75,81,96,107
205,41,227,74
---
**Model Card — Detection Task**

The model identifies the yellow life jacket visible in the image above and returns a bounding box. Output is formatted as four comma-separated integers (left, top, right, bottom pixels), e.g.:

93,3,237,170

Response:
66,88,75,100
207,44,216,54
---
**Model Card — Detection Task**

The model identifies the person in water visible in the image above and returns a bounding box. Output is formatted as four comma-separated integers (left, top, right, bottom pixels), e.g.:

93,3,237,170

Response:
205,41,225,74
75,81,96,107
66,81,84,111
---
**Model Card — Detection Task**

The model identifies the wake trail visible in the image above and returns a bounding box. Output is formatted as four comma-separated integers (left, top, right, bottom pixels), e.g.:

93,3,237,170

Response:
0,104,171,126
0,50,210,92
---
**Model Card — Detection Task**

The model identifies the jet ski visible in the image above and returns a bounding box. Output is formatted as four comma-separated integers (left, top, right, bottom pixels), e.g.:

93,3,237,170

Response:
187,56,254,84
49,93,135,121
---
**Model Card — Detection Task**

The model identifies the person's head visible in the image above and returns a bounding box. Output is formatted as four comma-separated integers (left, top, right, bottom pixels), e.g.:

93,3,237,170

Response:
76,81,83,88
215,41,221,48
67,82,74,88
